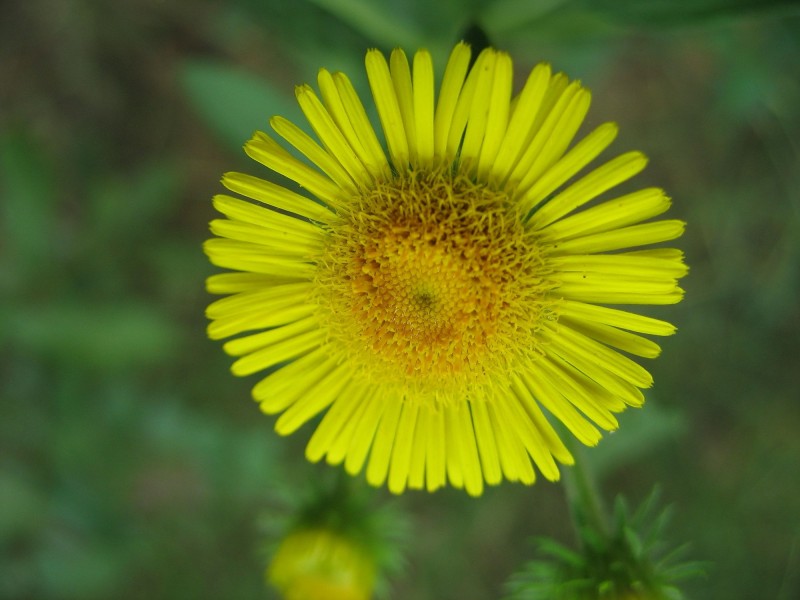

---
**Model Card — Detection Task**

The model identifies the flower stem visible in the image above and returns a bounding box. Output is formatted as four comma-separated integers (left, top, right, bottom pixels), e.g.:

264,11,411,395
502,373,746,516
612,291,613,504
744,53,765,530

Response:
562,437,609,539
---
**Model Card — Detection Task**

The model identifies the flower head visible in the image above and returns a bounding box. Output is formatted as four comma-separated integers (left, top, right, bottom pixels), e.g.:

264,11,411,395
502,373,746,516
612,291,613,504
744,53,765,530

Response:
205,43,687,496
267,528,376,600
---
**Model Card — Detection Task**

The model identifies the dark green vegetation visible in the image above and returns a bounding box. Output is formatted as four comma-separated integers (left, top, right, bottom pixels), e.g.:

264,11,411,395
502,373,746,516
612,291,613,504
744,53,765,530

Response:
2,1,799,598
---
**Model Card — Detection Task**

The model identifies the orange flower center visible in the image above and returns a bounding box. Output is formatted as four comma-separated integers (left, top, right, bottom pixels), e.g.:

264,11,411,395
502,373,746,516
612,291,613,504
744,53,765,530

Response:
317,170,553,394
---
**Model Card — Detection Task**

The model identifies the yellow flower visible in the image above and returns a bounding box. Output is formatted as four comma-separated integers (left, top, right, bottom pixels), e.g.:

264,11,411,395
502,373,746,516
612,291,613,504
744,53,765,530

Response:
205,43,687,496
267,528,376,600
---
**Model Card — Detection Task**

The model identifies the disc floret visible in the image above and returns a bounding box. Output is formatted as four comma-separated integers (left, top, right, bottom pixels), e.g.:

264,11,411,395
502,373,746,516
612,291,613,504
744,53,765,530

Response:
316,169,555,398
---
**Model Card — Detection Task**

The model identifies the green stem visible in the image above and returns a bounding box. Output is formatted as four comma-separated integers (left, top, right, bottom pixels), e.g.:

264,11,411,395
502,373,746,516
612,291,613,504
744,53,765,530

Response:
305,0,424,49
561,437,608,539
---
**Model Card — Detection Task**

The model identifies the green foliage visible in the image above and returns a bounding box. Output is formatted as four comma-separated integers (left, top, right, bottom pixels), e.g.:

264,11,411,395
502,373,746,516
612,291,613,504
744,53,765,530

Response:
0,131,57,288
505,490,706,600
3,0,800,599
181,61,303,153
586,402,686,479
570,0,800,27
304,0,425,49
484,0,800,39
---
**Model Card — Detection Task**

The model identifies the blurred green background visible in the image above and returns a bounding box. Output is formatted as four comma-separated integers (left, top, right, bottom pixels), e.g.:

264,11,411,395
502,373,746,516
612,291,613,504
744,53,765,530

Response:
2,0,799,598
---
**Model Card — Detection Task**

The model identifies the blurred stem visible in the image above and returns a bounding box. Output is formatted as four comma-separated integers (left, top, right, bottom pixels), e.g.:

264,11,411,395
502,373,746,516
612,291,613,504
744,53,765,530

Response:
480,0,568,36
305,0,423,49
562,437,608,539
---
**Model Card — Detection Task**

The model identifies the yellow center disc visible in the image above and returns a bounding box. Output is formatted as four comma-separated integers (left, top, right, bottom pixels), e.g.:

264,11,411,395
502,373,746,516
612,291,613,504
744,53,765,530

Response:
316,170,555,396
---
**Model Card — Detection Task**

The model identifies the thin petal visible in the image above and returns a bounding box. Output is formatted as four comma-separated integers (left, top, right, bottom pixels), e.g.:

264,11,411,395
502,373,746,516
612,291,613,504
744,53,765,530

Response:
470,399,503,486
508,377,571,479
366,49,409,170
553,220,686,255
489,63,552,182
476,52,513,180
221,172,333,222
433,42,471,159
344,393,385,474
203,238,316,278
332,71,392,178
230,328,326,376
516,88,592,211
275,365,352,434
539,187,670,241
425,407,447,492
206,282,312,320
459,50,499,172
412,50,435,168
548,324,654,388
518,122,618,211
212,195,323,239
295,85,371,187
388,402,419,494
529,151,649,229
365,394,403,487
317,69,385,180
558,299,677,336
390,48,417,164
223,316,319,356
407,403,429,490
548,253,689,279
520,367,602,446
487,400,535,484
305,383,368,462
271,112,358,193
561,317,662,359
506,81,582,187
541,329,647,406
444,405,464,490
244,132,347,209
447,49,495,163
251,348,330,410
535,357,620,431
209,219,320,256
207,272,300,294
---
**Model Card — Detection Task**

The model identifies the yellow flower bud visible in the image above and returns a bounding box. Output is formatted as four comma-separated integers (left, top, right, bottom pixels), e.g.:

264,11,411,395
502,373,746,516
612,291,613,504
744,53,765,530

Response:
267,528,376,600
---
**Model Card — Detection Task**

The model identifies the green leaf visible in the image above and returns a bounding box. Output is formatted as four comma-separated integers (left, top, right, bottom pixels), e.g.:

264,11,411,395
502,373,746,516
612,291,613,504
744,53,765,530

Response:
1,302,181,371
38,538,124,599
88,162,181,243
537,538,584,567
0,130,56,287
587,402,686,478
180,60,302,152
481,0,571,36
0,470,46,540
304,0,423,48
623,526,644,559
579,0,800,26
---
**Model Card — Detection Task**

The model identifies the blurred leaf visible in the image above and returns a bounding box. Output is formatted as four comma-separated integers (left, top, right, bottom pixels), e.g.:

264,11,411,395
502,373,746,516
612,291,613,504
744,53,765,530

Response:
492,0,800,43
578,0,800,25
489,3,622,42
2,302,181,370
0,130,56,289
0,470,46,540
88,162,182,244
506,488,705,599
38,536,124,599
481,0,570,36
144,239,209,306
180,60,302,152
141,398,283,505
588,402,686,478
305,0,424,48
537,538,584,567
